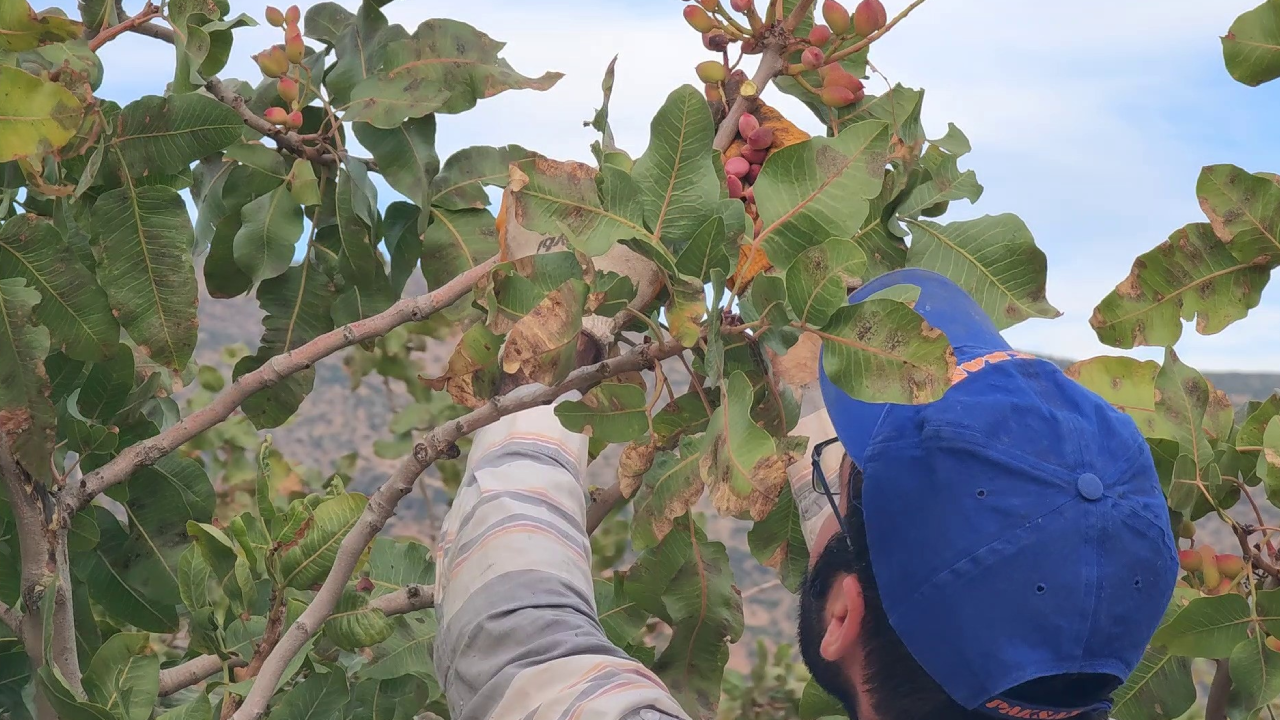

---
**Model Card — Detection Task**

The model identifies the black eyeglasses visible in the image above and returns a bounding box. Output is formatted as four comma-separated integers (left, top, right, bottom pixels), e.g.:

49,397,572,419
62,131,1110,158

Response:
811,437,858,551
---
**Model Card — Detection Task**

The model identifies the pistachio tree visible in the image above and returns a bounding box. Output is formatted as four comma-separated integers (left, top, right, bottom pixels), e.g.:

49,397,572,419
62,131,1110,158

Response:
0,0,1076,718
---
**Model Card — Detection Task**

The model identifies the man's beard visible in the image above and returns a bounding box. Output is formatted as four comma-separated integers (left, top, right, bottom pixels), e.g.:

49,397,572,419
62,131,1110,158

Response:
798,532,863,718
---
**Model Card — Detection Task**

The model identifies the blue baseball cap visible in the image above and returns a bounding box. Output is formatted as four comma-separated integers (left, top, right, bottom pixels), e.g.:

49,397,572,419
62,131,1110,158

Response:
817,268,1178,719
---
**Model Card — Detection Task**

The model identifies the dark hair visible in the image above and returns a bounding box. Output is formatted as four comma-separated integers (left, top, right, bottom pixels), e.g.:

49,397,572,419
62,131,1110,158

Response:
797,463,1119,720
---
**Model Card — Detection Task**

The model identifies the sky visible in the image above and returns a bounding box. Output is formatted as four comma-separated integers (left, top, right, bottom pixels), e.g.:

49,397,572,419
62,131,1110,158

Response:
64,0,1280,372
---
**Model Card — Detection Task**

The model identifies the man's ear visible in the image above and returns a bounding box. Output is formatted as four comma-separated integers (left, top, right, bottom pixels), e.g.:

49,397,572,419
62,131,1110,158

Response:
820,574,866,663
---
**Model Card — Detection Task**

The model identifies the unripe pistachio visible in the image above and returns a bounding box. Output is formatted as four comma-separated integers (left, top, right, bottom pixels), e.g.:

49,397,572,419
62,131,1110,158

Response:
265,5,285,26
1177,518,1196,539
697,60,727,84
738,112,760,138
725,156,750,178
809,25,832,47
731,0,752,11
802,46,824,70
741,146,767,164
727,174,744,199
1206,577,1232,596
277,76,300,104
747,126,774,150
820,86,856,108
852,0,886,37
285,5,300,24
684,5,718,32
1199,545,1221,588
285,110,304,130
1177,549,1202,572
703,29,731,51
1216,554,1245,580
1267,635,1280,653
698,0,719,9
822,0,851,34
253,46,289,78
284,26,305,64
747,163,761,184
263,106,290,126
739,79,758,97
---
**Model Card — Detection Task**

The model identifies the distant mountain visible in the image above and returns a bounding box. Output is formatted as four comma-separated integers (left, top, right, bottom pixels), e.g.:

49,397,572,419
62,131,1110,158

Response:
192,272,1280,668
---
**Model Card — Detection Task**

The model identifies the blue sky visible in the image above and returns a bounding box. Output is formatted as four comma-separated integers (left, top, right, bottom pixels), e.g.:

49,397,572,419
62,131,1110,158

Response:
69,0,1280,372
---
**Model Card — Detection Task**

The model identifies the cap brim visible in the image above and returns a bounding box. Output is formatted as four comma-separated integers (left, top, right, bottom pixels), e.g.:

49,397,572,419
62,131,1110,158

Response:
818,268,1010,467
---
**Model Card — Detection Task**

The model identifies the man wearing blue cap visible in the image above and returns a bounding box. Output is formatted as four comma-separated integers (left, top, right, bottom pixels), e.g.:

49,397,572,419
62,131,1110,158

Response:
429,269,1179,720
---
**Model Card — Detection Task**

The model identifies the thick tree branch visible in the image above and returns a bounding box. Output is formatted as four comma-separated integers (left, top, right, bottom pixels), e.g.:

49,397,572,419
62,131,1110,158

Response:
230,337,686,720
367,585,434,616
1206,659,1231,720
65,257,499,516
713,48,786,152
158,655,247,696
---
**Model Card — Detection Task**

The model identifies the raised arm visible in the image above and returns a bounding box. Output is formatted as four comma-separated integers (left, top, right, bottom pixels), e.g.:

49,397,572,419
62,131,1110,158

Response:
432,395,689,720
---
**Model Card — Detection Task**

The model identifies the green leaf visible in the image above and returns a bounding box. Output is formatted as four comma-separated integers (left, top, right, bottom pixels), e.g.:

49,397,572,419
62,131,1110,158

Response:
320,0,403,105
120,453,216,595
748,483,809,593
68,508,100,551
233,258,337,429
755,121,891,270
358,612,438,682
0,276,53,483
0,640,31,719
631,436,705,551
510,157,652,257
345,676,434,720
423,320,503,408
367,536,433,597
268,669,349,720
90,184,198,370
629,513,743,718
420,207,497,289
0,65,83,162
36,664,117,720
594,575,648,651
904,214,1060,330
105,93,242,178
895,146,983,217
1226,633,1280,718
83,632,159,720
0,0,82,50
1065,356,1169,439
1152,593,1251,658
233,184,303,283
1223,0,1280,86
498,278,588,386
785,237,867,327
799,678,844,720
276,492,368,590
430,144,539,210
674,215,730,281
930,123,972,156
157,695,213,720
325,585,394,650
1260,417,1280,502
353,115,438,206
631,85,719,250
1155,348,1216,471
343,18,562,128
1091,223,1272,349
75,341,133,422
554,384,649,443
335,166,381,286
1111,592,1199,720
177,544,214,611
288,159,321,207
818,298,955,404
0,214,117,361
73,507,179,632
187,522,256,614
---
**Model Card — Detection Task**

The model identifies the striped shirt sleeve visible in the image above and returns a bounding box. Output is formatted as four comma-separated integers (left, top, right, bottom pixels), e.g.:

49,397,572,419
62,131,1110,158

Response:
433,395,689,720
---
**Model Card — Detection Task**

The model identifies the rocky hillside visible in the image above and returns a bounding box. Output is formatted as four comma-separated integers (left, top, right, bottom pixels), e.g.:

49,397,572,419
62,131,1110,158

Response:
192,270,1280,668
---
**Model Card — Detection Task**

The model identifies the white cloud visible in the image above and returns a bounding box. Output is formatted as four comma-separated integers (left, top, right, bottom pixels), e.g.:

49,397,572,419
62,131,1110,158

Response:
70,0,1280,371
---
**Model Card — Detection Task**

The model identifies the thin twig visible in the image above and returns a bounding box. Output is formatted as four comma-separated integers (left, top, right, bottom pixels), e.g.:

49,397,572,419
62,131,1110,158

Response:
229,338,687,720
204,78,332,164
65,257,499,516
158,655,247,696
1206,659,1231,720
88,1,161,52
823,0,931,65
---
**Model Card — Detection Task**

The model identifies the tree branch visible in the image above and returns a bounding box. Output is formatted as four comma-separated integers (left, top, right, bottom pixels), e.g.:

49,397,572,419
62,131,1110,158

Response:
128,20,175,44
823,0,931,66
203,78,335,165
367,585,434,616
158,655,247,696
230,337,687,720
88,1,161,52
0,600,18,635
1206,659,1231,720
65,257,499,516
713,48,785,152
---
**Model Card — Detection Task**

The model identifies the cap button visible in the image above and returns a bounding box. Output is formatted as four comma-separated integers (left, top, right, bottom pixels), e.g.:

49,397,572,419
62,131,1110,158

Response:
1077,473,1103,501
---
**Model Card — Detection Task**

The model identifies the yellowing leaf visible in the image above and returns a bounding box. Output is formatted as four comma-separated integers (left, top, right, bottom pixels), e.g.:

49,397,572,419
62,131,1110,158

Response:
0,65,82,162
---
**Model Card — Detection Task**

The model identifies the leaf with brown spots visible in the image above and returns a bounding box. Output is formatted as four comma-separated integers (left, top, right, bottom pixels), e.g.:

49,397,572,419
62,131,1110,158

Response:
1222,2,1280,86
0,276,53,484
499,279,588,387
1155,348,1216,479
817,298,955,405
617,440,657,499
747,483,809,593
0,0,81,51
554,383,649,443
423,322,503,410
1091,223,1272,349
631,436,706,551
905,214,1060,330
1196,164,1280,256
342,18,562,128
